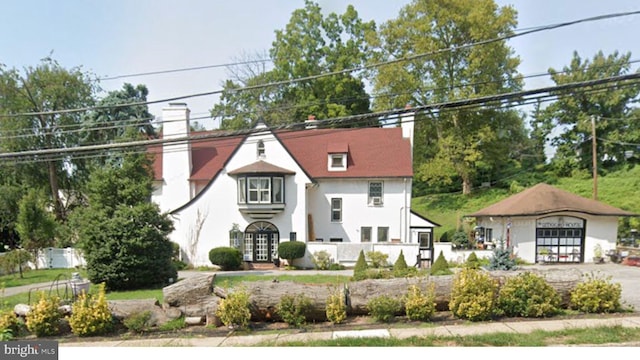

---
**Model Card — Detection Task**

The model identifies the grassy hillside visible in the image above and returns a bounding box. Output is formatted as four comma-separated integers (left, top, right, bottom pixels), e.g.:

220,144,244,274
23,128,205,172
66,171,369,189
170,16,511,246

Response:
411,166,640,240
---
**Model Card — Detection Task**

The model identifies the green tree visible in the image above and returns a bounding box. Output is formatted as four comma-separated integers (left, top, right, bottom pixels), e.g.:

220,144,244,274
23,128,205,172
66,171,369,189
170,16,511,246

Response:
211,0,374,129
369,0,526,194
73,151,176,291
0,181,24,251
83,83,156,145
15,188,57,269
538,50,640,176
0,58,98,220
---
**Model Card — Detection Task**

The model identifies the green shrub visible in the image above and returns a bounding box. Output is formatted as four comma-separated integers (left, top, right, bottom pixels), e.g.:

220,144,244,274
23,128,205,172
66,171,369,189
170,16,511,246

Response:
312,250,332,270
325,288,347,325
430,251,453,276
0,249,33,275
496,272,561,318
487,241,517,271
158,317,187,331
570,272,622,313
216,287,252,329
352,250,368,281
464,252,481,269
278,241,306,266
69,283,114,336
208,247,243,271
25,292,62,337
452,230,471,249
366,251,389,268
0,308,22,340
363,268,393,279
403,283,436,321
123,311,153,334
328,263,345,270
277,294,312,327
449,268,499,321
366,295,402,323
392,250,409,276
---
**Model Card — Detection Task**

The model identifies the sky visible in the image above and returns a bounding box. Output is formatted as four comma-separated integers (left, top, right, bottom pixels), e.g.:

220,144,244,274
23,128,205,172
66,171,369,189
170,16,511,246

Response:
2,0,640,131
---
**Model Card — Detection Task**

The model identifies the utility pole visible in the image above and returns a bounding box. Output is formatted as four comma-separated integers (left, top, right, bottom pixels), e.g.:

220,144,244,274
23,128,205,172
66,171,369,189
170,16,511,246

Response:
591,115,598,200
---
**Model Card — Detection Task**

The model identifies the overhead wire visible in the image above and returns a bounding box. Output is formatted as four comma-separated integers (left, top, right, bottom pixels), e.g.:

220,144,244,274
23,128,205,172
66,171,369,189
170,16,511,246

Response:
2,9,639,119
2,72,640,163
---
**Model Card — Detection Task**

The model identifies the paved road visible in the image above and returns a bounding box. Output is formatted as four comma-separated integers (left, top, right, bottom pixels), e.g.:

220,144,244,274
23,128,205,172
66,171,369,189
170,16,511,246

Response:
4,263,639,311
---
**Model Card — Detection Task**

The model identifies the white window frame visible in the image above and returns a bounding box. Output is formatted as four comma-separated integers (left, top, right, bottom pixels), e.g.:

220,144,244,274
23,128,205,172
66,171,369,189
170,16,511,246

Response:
272,177,283,203
248,177,271,204
328,153,347,171
361,226,372,242
257,140,265,158
239,176,284,204
368,181,384,206
331,198,342,222
377,227,389,242
237,178,246,204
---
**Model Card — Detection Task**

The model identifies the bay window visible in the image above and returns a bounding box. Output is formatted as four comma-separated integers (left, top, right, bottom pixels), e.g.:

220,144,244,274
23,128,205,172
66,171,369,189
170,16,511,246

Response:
237,175,284,204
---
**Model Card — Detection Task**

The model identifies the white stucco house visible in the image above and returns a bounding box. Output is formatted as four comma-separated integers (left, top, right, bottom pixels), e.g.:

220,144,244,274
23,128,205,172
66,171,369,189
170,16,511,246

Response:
150,103,439,269
466,183,638,264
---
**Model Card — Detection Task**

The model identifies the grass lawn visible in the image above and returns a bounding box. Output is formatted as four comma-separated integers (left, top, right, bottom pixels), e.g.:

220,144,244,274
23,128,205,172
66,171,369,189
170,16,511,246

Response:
0,268,88,288
0,271,351,309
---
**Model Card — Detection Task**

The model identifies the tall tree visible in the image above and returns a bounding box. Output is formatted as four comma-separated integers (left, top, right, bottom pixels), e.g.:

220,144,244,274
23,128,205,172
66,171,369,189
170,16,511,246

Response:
82,83,156,145
211,0,375,129
15,188,57,269
0,58,98,220
369,0,525,194
73,150,176,291
538,50,640,176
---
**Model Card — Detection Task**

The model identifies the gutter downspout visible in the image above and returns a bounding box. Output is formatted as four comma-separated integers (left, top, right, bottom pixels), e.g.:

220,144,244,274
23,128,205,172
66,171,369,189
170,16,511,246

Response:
404,178,408,242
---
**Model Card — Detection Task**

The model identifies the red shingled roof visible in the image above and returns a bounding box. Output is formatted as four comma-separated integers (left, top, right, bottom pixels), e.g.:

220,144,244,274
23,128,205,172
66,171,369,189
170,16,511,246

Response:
467,183,637,217
150,126,413,182
277,127,413,178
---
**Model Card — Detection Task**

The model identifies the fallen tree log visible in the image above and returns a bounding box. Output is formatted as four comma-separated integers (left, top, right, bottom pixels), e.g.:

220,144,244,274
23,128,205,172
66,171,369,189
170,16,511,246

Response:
240,281,341,321
234,268,584,320
162,273,215,308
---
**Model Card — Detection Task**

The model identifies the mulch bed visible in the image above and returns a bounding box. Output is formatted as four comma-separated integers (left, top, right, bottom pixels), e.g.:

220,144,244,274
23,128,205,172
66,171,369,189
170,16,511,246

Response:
27,310,636,345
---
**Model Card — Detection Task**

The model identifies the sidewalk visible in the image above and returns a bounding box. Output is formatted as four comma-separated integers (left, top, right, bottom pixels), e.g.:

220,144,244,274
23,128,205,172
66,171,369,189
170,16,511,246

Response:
58,315,640,347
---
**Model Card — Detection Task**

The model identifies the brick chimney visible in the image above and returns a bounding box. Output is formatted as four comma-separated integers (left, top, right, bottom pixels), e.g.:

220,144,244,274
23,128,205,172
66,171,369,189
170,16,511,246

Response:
305,114,318,129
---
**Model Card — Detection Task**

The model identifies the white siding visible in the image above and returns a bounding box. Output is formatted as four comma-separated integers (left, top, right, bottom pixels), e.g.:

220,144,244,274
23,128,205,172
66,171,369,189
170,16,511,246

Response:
168,128,312,267
475,212,619,263
306,178,411,244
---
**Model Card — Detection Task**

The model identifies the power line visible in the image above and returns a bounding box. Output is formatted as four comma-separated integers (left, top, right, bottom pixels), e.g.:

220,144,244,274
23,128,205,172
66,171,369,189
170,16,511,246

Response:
2,9,639,119
99,59,272,81
2,72,639,161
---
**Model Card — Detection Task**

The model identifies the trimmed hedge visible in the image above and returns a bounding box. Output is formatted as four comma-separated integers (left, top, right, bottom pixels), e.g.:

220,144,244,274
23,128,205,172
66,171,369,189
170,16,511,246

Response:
278,241,306,265
209,247,243,270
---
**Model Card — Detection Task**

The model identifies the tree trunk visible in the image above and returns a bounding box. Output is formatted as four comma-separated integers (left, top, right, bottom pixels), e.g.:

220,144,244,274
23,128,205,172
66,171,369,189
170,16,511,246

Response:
462,174,472,195
47,160,65,221
234,269,583,321
162,273,215,308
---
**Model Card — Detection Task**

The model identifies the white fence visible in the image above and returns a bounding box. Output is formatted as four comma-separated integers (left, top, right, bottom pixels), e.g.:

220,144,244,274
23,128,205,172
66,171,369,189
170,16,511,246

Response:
33,247,86,269
305,242,420,268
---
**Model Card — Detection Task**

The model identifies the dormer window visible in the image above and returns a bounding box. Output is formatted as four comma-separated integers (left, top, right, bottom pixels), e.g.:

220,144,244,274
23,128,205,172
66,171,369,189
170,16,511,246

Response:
257,140,265,158
329,154,346,171
327,143,348,171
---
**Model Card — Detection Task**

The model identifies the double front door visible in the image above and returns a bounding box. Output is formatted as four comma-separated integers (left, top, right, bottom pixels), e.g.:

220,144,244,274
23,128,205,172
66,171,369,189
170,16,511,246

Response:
244,221,279,263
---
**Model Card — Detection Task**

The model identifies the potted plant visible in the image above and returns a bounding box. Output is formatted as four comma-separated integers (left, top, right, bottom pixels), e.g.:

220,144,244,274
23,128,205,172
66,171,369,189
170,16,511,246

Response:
593,244,604,264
